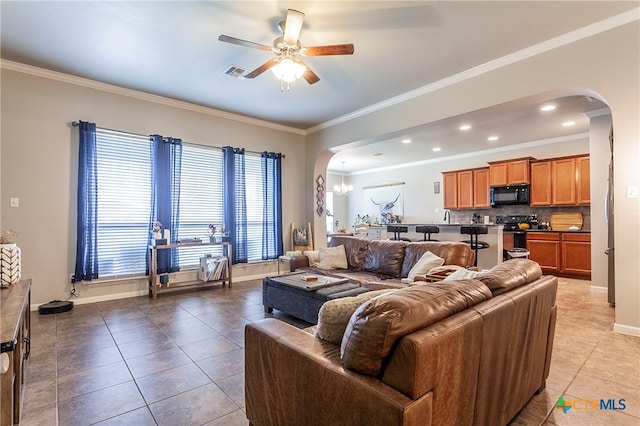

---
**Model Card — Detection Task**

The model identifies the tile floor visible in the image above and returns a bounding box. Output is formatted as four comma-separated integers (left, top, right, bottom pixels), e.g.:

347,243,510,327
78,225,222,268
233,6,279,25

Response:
20,277,639,425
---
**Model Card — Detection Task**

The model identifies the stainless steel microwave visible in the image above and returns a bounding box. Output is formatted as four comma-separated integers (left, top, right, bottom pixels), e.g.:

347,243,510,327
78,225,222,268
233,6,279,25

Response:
490,184,530,206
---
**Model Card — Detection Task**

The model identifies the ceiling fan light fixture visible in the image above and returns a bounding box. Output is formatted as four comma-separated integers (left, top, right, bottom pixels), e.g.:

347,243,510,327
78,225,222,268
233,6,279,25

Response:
270,58,306,83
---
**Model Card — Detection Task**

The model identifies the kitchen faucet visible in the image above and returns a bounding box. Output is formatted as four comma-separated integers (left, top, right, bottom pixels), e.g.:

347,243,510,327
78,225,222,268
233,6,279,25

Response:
443,210,451,224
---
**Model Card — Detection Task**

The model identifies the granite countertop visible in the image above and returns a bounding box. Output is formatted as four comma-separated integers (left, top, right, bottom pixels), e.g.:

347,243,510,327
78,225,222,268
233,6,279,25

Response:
524,228,590,233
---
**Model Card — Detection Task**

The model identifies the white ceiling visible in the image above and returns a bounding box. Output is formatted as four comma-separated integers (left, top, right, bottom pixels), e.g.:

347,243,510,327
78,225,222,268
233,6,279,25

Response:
1,1,634,172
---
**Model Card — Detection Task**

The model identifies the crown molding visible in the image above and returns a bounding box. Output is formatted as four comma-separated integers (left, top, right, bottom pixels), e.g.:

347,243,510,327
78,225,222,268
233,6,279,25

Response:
0,59,305,136
351,132,589,176
307,8,639,135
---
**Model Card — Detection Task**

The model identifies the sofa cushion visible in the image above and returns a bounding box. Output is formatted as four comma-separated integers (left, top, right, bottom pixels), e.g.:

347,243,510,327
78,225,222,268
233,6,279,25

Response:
329,235,370,270
316,245,349,269
402,242,474,277
316,290,391,344
340,279,492,376
304,250,320,265
363,240,408,278
407,251,445,280
475,258,543,295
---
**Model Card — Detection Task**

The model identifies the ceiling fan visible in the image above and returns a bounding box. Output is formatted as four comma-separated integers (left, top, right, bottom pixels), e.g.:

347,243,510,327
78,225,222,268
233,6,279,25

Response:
218,9,354,89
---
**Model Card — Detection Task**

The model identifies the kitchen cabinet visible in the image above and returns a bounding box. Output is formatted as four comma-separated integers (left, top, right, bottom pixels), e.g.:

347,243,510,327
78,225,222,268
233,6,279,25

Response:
576,156,590,205
529,155,590,206
473,168,490,208
457,169,474,209
443,172,458,209
552,157,577,205
526,232,561,273
489,158,532,186
443,168,490,210
529,161,552,206
527,232,591,277
561,233,591,275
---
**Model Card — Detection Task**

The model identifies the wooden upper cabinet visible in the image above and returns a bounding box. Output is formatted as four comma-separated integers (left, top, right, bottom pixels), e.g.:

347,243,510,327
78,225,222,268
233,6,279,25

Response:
489,158,532,186
576,156,590,205
530,161,552,206
552,157,577,205
457,170,474,209
489,162,508,186
508,159,531,184
443,172,458,209
473,168,490,208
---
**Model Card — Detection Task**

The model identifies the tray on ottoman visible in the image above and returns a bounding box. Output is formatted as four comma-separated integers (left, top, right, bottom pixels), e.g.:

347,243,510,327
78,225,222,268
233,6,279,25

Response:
263,272,368,324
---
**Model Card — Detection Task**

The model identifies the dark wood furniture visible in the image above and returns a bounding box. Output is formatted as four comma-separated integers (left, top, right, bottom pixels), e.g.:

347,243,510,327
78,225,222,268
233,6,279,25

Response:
148,242,232,299
1,279,31,426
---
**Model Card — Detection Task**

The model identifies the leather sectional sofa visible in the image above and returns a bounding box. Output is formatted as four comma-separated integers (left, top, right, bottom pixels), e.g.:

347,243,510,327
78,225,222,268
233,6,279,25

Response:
245,259,557,425
289,235,475,289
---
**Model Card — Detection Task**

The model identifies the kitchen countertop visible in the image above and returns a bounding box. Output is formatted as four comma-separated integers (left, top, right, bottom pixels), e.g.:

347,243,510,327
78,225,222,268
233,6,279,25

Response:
524,229,590,233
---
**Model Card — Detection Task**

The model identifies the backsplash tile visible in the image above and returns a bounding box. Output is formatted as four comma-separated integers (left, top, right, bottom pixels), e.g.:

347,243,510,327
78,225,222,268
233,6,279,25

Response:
449,205,590,230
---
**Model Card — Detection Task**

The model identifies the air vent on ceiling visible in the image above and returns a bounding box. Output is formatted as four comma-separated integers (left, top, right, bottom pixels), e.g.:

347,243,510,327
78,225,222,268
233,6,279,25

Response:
225,65,246,78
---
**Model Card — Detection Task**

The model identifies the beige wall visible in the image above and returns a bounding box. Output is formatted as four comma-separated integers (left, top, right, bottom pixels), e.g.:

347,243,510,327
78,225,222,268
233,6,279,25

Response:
1,68,305,305
307,22,639,334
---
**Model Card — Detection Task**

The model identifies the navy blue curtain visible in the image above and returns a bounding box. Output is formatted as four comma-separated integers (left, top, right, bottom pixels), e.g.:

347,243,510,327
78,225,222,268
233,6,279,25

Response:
150,135,182,273
261,152,283,259
74,121,99,282
223,146,248,264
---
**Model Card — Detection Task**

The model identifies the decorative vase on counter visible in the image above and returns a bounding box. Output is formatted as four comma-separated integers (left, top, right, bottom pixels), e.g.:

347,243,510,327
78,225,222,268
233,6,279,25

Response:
0,243,21,287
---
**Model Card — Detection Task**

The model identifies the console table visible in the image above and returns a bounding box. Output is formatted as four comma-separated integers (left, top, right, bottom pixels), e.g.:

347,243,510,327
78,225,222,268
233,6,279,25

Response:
1,279,31,426
148,242,232,299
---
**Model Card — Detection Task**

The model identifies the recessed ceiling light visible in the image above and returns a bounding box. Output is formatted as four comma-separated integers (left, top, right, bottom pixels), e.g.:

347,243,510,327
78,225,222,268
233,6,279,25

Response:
401,139,411,144
540,105,556,112
459,124,471,131
562,121,576,127
488,136,499,141
432,147,441,152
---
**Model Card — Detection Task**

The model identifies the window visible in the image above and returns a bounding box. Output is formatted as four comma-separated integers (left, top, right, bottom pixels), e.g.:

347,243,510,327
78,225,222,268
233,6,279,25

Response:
90,128,277,280
95,129,152,278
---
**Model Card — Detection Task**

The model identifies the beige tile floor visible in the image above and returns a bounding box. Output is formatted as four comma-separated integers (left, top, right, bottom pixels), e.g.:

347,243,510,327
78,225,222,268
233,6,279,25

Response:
20,277,639,425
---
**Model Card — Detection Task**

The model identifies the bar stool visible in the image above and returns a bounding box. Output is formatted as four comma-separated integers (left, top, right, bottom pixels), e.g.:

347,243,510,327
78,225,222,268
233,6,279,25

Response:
415,225,440,241
387,225,411,242
460,225,490,267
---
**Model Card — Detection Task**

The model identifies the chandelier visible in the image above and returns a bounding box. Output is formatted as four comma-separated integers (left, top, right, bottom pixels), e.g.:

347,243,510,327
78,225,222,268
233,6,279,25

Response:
333,162,353,195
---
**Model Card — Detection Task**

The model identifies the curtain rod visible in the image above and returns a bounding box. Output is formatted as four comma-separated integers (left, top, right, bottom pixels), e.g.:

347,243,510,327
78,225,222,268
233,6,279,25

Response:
71,121,285,158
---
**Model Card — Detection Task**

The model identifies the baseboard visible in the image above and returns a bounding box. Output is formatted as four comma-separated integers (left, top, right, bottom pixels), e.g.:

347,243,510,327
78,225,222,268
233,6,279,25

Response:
613,323,640,337
589,285,607,293
30,274,268,311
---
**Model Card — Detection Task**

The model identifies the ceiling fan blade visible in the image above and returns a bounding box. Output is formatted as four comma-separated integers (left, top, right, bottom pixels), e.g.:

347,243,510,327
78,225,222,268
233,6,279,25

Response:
283,9,305,45
298,61,320,84
218,35,272,52
302,44,355,56
244,59,278,79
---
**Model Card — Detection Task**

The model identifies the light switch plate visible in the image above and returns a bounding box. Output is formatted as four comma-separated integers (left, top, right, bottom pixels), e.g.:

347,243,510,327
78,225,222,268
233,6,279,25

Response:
10,198,19,208
627,186,638,199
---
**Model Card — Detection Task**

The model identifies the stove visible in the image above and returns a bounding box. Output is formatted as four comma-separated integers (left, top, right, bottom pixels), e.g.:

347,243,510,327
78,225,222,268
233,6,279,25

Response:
495,215,538,231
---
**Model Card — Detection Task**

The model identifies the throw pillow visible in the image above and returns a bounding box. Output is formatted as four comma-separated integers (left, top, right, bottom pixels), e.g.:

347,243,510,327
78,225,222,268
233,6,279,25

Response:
406,251,445,280
304,250,320,266
316,245,349,269
315,290,391,344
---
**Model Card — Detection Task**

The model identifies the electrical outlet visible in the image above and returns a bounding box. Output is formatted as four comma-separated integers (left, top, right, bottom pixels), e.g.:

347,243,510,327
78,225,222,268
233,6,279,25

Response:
69,274,75,283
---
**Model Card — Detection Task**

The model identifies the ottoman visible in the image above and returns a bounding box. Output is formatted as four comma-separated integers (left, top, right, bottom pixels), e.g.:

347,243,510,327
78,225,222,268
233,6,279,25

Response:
263,273,369,324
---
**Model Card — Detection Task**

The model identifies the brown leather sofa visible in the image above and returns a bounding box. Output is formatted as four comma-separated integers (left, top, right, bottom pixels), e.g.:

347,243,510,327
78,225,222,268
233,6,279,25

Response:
289,235,475,289
245,259,557,426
